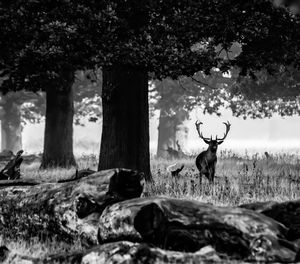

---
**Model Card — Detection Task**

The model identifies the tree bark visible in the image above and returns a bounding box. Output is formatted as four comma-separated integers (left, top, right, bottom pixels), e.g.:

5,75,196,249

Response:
99,66,151,181
0,168,143,245
41,76,76,169
156,109,188,158
0,96,22,153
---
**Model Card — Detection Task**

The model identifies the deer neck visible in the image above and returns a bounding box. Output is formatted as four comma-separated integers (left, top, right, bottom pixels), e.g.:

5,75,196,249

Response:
206,147,217,159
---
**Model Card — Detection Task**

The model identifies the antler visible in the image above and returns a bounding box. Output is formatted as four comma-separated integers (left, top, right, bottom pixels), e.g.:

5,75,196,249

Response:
216,121,231,142
195,121,211,141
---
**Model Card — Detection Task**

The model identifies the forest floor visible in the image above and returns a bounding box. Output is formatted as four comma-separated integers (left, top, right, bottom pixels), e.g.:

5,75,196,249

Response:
2,150,300,260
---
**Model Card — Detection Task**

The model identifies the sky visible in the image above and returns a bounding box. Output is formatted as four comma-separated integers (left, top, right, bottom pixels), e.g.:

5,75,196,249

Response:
21,108,300,157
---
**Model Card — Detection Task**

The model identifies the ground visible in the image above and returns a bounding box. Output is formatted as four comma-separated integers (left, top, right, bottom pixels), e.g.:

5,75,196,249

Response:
2,150,300,260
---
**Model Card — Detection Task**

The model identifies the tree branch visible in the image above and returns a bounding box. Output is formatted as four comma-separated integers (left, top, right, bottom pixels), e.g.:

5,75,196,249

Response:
191,76,217,90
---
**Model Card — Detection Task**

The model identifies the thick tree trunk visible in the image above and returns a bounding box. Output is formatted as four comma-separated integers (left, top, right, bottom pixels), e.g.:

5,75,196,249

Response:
0,169,143,245
156,109,188,158
0,98,22,153
99,66,151,181
41,78,76,169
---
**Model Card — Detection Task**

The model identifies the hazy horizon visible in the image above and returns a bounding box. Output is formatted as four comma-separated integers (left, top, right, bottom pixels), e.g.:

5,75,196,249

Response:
17,107,300,157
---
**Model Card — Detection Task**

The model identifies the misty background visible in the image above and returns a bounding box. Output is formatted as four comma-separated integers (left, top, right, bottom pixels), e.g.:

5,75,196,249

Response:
21,108,300,156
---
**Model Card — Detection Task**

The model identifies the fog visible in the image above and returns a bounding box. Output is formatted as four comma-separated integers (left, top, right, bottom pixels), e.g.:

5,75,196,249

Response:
21,108,300,156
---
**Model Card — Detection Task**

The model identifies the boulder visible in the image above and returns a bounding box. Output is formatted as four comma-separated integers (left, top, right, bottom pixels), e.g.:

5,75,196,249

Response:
241,199,300,240
98,197,298,262
3,241,243,264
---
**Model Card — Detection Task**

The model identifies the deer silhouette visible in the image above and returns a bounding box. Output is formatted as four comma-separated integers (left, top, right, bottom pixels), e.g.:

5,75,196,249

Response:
195,121,231,184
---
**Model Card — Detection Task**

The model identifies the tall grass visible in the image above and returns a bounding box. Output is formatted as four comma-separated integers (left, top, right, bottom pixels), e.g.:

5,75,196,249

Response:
2,151,300,260
149,152,300,206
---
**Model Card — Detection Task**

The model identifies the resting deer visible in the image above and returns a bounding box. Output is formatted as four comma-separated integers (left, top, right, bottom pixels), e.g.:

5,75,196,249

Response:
195,121,231,184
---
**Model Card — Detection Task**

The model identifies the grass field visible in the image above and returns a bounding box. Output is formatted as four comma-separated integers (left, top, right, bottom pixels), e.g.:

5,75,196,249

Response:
2,150,300,261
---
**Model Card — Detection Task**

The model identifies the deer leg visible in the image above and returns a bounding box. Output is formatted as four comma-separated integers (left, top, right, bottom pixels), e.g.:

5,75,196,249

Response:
198,171,203,189
209,162,217,184
210,168,215,183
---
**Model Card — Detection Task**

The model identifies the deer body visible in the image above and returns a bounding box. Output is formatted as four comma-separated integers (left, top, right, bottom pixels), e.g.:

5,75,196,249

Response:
196,147,217,183
195,121,231,184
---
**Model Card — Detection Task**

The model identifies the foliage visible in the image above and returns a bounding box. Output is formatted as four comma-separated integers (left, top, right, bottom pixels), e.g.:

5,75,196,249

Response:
228,67,300,119
0,91,45,126
0,69,102,127
1,1,300,93
73,69,102,125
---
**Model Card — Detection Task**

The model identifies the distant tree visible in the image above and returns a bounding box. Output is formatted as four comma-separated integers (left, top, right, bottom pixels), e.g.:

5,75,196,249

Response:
152,70,232,158
1,1,300,178
73,69,102,126
151,79,189,158
0,70,101,156
0,1,101,168
0,91,44,153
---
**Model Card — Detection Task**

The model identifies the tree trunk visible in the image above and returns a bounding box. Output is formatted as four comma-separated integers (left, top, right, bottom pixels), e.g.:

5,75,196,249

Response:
41,78,76,169
156,109,188,158
98,66,151,181
0,97,22,153
156,111,176,158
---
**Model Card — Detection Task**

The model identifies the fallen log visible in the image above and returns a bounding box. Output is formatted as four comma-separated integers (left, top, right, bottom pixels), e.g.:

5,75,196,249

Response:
240,200,300,240
98,197,298,262
0,168,144,246
0,150,23,180
58,168,96,183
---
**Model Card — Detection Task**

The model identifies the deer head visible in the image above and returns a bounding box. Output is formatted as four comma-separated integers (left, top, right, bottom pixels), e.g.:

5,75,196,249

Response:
195,120,231,152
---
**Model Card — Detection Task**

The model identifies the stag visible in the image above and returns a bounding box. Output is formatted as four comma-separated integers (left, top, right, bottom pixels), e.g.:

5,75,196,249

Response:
195,121,231,184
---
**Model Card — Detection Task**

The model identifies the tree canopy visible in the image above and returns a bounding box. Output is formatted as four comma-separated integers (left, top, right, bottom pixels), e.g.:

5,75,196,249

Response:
1,0,300,92
228,67,300,119
1,0,300,173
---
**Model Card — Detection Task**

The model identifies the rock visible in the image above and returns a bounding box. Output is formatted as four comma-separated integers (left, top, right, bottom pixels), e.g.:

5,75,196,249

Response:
240,200,300,240
0,168,144,245
80,242,226,264
3,242,247,264
98,197,298,262
0,245,9,262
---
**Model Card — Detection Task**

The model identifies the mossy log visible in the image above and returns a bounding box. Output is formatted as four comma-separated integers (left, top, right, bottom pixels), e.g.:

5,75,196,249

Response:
98,197,298,262
0,169,144,245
